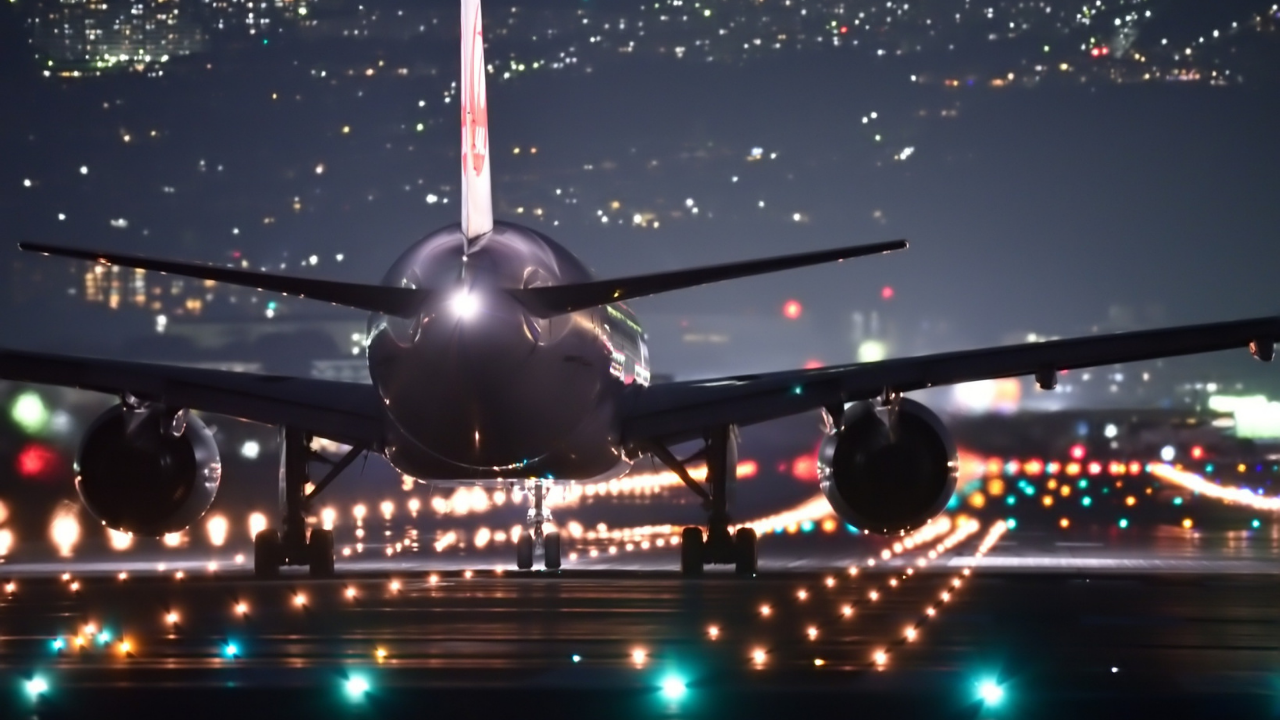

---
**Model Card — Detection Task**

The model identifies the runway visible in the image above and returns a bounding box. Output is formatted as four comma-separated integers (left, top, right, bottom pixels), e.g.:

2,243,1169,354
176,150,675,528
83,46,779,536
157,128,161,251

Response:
3,517,1278,719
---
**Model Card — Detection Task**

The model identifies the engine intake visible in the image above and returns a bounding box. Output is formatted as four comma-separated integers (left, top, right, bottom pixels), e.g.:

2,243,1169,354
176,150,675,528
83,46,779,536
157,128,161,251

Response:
76,404,221,537
819,399,957,535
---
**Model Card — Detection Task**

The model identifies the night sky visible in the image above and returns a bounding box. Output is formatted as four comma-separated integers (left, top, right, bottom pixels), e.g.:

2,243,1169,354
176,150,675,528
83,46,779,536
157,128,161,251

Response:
2,0,1278,385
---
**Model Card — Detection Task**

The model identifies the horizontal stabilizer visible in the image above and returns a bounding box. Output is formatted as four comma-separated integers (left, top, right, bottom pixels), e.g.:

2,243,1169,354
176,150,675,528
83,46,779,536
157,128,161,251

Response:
507,239,908,318
19,243,425,317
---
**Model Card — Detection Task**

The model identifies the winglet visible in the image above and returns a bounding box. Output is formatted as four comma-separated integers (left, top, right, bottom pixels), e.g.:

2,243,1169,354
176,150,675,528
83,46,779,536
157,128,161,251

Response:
460,0,494,244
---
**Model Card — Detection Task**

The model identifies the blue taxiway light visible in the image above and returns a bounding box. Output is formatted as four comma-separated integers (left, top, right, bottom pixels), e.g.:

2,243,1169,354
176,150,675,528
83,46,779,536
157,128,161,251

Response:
978,679,1004,704
345,676,370,696
225,643,238,657
27,677,48,697
51,638,63,651
660,676,688,700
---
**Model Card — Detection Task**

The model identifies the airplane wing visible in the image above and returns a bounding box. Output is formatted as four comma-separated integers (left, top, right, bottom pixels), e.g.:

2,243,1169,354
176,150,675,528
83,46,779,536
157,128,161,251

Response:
18,243,425,318
621,315,1280,446
0,348,386,447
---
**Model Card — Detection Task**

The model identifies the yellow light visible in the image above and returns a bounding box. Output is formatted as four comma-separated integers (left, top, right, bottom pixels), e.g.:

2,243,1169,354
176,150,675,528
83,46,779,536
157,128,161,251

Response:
841,605,853,617
119,640,131,654
4,582,14,593
166,612,178,624
869,590,879,601
345,586,357,599
1041,495,1054,507
806,626,818,640
375,648,388,661
760,605,772,616
69,581,80,592
174,570,184,580
797,589,808,600
464,570,473,579
206,515,229,547
874,650,888,666
1125,496,1136,506
390,580,401,592
294,593,307,606
1182,518,1193,529
752,649,767,664
118,571,128,581
248,512,267,539
236,602,248,615
1059,517,1070,529
814,658,825,666
905,627,918,641
824,576,835,588
707,625,720,639
631,649,647,664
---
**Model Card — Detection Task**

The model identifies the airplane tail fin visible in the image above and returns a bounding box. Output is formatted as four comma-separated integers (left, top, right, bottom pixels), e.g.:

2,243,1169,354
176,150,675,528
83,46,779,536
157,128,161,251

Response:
460,0,493,245
507,239,908,318
19,243,426,317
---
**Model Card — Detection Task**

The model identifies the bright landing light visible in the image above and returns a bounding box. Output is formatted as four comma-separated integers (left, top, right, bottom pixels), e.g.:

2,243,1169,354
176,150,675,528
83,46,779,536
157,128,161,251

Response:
345,676,370,696
451,290,480,319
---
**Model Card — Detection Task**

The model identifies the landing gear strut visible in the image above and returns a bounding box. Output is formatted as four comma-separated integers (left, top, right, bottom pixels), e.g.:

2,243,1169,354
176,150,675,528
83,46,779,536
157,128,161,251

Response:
254,428,361,579
516,480,561,571
654,425,757,576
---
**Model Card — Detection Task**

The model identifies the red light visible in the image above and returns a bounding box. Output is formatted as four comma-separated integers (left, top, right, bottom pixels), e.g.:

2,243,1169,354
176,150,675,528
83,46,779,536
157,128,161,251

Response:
881,286,894,300
1190,446,1204,460
1069,444,1086,460
791,454,818,482
1128,461,1142,475
803,359,823,370
839,25,848,33
736,460,758,479
1090,47,1101,57
16,443,57,479
782,300,803,320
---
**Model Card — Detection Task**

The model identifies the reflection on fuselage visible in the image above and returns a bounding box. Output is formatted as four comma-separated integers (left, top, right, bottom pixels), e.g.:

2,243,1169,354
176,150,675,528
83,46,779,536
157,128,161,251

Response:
367,222,648,483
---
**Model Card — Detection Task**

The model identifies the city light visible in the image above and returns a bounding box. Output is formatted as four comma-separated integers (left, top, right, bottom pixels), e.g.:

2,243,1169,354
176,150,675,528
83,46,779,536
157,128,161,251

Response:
49,503,80,556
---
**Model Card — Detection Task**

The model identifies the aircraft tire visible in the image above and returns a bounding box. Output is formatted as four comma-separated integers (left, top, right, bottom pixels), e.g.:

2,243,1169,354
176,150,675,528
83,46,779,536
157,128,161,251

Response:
516,532,534,570
680,527,704,575
544,531,562,570
308,529,335,577
254,529,282,578
734,527,758,576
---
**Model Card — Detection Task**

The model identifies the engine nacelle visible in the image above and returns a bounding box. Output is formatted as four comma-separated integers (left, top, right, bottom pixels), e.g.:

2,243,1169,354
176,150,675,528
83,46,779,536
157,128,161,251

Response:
819,399,957,536
75,404,221,537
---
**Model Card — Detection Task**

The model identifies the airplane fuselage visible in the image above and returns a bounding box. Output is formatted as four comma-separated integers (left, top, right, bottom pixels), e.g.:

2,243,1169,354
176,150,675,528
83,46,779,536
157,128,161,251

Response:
367,221,650,483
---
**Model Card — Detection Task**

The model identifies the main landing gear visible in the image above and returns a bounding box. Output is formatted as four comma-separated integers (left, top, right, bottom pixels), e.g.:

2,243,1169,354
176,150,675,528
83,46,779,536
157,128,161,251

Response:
516,480,561,571
651,425,758,576
254,428,363,579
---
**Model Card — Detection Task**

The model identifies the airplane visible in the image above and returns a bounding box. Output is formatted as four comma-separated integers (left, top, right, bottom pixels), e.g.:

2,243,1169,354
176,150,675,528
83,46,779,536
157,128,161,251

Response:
3,0,1277,578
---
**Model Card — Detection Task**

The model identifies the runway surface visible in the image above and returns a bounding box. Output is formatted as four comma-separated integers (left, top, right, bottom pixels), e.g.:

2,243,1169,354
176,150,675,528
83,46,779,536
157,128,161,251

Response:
3,517,1279,719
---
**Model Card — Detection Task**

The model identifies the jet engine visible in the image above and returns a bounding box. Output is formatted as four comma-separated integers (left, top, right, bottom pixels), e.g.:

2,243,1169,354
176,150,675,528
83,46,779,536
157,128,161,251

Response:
818,399,957,535
75,404,221,537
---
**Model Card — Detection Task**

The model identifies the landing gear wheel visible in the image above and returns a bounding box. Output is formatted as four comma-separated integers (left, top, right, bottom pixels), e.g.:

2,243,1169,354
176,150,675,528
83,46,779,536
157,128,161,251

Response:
308,528,335,578
254,529,282,578
680,527,705,575
734,527,758,576
544,531,562,570
516,532,534,570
